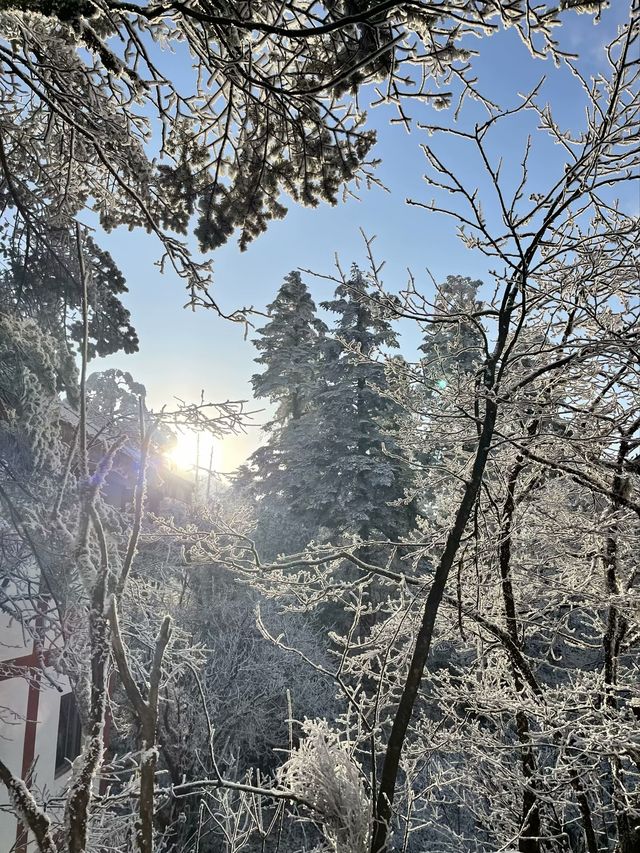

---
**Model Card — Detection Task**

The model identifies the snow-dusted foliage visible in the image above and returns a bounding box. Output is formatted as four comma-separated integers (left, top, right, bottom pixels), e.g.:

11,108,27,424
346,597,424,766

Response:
209,11,640,853
0,313,75,472
279,720,370,853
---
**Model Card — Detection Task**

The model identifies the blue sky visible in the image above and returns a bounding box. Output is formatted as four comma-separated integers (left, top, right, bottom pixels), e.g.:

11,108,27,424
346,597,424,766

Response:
93,3,632,470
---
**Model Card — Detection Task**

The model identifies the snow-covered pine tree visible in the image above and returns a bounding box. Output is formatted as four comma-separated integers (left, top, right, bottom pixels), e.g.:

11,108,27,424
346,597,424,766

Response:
235,271,327,555
413,274,485,510
252,271,327,425
419,275,484,384
299,264,416,545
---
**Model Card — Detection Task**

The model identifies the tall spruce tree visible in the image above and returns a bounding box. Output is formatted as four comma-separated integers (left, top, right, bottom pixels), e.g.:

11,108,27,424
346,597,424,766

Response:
251,271,327,424
415,275,485,511
420,275,484,383
238,266,416,557
298,265,416,544
235,271,326,555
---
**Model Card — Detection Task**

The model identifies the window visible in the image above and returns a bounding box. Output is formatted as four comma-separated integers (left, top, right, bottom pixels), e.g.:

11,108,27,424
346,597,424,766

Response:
55,692,82,777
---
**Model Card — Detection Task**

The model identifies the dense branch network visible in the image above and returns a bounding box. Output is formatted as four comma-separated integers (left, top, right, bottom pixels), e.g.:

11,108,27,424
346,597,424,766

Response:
0,0,603,315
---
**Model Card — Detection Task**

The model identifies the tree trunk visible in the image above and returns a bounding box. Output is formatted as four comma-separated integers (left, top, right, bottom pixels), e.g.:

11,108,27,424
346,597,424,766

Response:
371,397,499,853
499,457,541,853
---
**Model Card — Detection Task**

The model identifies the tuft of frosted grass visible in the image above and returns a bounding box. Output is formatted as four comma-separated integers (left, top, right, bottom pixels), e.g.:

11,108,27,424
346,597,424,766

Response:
279,719,370,853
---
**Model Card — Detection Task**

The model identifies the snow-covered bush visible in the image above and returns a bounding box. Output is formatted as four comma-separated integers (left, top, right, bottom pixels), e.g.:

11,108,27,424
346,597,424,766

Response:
279,720,370,853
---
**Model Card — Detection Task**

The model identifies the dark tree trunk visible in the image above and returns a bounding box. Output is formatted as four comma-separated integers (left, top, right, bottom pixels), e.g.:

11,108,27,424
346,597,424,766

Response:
371,397,499,853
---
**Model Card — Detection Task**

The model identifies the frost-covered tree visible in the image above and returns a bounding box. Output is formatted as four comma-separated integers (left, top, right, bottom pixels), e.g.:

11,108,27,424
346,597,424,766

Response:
0,313,77,475
0,229,138,361
407,274,485,510
0,1,597,311
363,14,640,847
419,275,484,383
303,265,416,543
252,271,327,425
238,265,417,557
0,266,252,853
235,271,327,555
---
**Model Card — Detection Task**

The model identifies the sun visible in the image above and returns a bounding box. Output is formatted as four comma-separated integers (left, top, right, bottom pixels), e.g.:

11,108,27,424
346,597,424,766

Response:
167,430,220,475
167,431,200,472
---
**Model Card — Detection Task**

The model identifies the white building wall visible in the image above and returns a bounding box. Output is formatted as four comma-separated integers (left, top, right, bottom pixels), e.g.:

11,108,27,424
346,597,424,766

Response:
0,604,71,850
0,675,29,847
0,609,31,663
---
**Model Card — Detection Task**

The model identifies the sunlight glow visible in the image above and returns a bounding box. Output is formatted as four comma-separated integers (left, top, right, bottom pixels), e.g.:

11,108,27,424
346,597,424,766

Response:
167,430,217,475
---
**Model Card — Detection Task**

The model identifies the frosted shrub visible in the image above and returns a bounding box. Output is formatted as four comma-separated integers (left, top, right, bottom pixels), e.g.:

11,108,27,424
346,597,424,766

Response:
279,720,370,853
